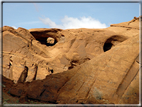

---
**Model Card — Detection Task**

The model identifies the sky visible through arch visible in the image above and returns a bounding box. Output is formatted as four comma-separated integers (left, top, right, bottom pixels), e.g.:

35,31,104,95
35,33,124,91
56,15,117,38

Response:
3,2,139,29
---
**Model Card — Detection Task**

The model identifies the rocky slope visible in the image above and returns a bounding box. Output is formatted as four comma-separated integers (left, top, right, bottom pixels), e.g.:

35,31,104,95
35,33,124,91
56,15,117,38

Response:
2,16,140,104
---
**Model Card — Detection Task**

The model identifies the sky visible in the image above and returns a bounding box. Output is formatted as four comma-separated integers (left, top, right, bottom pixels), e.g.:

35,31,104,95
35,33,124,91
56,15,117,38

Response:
2,2,140,29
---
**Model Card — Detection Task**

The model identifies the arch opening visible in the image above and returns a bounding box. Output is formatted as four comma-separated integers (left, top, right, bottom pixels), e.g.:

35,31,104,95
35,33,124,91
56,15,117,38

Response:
36,37,57,46
30,32,58,46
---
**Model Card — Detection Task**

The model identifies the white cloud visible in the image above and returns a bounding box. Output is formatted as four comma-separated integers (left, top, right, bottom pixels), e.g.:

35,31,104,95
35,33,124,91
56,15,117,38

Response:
39,16,107,29
12,26,17,29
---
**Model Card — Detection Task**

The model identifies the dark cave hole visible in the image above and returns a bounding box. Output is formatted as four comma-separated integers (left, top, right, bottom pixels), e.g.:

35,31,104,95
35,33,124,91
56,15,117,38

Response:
103,42,113,52
36,37,57,46
103,35,127,52
50,69,54,74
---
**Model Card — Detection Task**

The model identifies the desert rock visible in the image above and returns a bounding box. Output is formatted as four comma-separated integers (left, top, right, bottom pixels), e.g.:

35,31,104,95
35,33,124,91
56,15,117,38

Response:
2,16,140,104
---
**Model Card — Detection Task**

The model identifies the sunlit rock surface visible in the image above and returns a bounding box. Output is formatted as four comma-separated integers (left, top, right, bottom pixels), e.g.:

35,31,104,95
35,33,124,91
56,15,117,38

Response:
2,16,140,104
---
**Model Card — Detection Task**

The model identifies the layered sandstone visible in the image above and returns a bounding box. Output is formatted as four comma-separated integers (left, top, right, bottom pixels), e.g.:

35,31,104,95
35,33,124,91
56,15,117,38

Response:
2,16,140,104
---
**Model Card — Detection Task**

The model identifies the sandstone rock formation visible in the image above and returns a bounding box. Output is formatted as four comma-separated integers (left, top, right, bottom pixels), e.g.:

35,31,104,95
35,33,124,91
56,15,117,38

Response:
2,16,140,104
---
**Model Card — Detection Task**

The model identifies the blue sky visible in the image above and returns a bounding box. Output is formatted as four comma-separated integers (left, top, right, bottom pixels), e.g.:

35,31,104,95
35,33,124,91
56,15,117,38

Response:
3,2,140,29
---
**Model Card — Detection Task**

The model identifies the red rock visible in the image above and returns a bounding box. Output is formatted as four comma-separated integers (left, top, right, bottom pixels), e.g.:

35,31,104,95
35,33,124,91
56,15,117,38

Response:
2,16,140,104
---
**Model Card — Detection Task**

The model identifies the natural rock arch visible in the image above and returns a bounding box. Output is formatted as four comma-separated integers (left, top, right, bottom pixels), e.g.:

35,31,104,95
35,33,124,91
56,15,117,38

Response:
29,28,63,46
30,32,58,46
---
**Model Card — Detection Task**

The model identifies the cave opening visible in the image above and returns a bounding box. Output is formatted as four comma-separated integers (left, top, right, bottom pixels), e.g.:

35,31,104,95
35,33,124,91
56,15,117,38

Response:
103,35,127,52
103,42,113,52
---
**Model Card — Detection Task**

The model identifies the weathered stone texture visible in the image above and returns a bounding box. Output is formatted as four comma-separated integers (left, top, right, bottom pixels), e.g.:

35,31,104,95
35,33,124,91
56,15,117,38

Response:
2,16,140,104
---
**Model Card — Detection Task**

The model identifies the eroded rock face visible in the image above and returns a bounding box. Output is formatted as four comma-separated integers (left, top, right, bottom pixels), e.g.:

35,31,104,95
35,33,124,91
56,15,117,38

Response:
2,16,140,104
